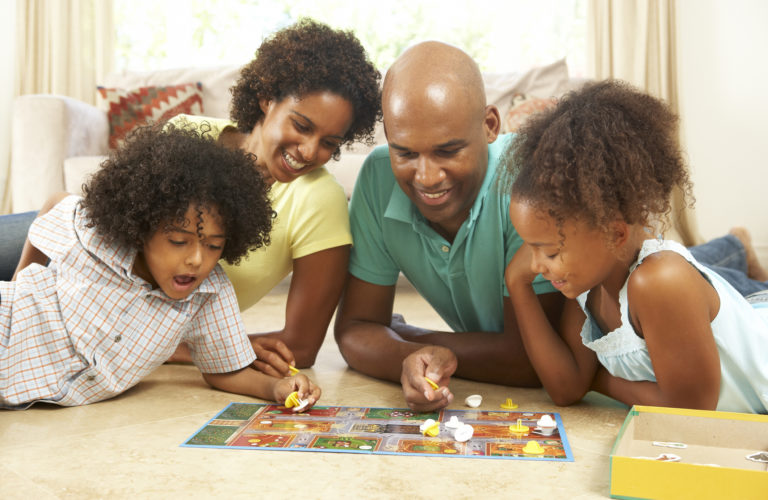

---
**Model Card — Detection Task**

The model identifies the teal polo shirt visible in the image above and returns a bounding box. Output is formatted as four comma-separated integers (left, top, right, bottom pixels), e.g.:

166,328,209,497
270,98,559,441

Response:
348,134,555,333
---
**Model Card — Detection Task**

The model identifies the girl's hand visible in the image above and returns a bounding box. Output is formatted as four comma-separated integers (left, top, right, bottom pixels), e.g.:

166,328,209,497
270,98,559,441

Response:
249,337,297,378
505,242,539,290
273,374,322,413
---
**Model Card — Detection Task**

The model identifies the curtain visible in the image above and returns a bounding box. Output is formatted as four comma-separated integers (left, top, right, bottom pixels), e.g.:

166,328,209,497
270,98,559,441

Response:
1,0,113,213
587,0,700,245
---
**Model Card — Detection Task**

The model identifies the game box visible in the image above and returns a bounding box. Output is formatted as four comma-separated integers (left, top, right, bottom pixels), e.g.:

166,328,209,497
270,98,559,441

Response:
609,405,768,499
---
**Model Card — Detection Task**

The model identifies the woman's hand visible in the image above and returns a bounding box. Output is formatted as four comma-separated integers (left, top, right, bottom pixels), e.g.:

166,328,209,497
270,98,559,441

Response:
250,337,297,377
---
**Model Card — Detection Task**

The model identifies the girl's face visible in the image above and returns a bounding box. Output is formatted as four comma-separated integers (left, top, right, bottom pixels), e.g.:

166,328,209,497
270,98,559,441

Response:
509,199,619,299
245,91,354,184
134,204,225,300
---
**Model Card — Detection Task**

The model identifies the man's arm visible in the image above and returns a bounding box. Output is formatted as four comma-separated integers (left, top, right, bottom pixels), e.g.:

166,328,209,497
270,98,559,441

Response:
391,292,564,386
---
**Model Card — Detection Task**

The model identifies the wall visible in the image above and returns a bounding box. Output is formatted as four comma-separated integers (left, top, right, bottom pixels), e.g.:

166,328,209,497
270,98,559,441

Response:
676,0,768,265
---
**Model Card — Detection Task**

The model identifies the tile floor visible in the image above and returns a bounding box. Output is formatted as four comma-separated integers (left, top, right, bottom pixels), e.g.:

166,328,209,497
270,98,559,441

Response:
0,278,629,499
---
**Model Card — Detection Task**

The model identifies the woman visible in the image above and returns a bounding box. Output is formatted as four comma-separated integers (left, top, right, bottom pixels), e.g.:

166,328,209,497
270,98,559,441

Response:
7,19,382,377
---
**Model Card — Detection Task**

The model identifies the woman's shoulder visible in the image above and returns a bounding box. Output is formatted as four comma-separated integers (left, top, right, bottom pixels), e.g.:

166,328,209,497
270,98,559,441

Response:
278,168,348,202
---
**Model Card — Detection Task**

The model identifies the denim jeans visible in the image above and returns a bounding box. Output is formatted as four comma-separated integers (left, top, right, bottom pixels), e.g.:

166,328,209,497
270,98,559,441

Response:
0,211,37,281
689,234,768,297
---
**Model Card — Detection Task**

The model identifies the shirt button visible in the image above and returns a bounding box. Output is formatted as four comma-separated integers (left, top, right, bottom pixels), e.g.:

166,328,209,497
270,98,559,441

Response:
114,334,122,342
86,375,96,381
441,245,450,253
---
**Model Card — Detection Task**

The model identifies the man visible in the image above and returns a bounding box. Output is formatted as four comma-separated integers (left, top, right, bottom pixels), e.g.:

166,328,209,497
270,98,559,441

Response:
334,41,562,411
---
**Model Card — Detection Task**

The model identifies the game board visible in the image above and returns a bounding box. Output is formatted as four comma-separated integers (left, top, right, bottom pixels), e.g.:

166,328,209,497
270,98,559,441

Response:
182,403,574,461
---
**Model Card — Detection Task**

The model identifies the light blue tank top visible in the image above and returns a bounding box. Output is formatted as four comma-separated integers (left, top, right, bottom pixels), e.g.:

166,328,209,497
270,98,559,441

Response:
576,238,768,414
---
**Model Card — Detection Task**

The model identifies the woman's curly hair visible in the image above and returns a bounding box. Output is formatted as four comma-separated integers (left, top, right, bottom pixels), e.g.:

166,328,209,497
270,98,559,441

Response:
81,123,275,265
501,79,692,236
230,18,382,159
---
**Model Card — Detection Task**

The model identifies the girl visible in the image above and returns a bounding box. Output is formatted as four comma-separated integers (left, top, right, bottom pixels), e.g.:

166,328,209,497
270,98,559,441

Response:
2,125,320,409
168,19,382,374
502,80,768,413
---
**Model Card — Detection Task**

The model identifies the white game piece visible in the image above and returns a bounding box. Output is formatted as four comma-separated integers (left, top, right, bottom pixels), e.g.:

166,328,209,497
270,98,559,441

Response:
359,445,373,450
537,414,557,429
260,420,272,425
419,418,436,433
464,394,482,408
295,398,310,412
454,423,474,442
444,416,462,429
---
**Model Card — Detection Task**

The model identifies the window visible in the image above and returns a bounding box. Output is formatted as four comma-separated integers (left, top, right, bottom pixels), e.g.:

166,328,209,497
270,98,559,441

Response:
116,0,586,75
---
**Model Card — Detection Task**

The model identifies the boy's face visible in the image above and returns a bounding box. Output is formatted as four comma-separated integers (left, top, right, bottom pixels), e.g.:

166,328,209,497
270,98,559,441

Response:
134,204,226,300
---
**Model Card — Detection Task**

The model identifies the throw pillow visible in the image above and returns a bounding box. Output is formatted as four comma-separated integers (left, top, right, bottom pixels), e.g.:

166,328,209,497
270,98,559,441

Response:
97,82,204,149
502,93,557,134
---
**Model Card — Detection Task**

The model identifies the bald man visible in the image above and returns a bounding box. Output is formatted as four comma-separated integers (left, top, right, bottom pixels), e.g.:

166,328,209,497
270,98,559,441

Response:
334,42,563,411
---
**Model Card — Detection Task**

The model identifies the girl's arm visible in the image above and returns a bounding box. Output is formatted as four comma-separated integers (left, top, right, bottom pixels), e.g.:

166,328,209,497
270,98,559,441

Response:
248,245,350,375
202,368,321,409
505,244,598,405
594,252,721,410
12,191,71,280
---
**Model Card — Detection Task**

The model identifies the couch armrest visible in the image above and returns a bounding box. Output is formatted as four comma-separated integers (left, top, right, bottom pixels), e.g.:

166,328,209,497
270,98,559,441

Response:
11,95,108,212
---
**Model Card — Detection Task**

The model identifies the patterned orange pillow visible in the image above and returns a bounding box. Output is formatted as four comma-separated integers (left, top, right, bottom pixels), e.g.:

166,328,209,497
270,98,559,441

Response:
97,82,204,149
502,93,557,134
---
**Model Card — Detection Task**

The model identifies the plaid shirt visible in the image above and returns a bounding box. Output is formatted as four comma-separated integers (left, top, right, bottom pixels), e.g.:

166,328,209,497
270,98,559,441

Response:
0,196,255,408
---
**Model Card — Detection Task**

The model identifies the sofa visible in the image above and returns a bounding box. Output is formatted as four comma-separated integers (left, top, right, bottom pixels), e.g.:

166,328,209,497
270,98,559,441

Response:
10,58,581,213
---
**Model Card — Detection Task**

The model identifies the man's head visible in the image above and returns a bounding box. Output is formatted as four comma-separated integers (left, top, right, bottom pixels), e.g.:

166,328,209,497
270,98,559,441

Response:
382,41,500,240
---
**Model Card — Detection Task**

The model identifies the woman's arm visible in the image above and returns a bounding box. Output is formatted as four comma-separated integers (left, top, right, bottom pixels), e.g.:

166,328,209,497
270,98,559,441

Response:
595,253,721,410
505,243,598,405
248,244,350,375
12,191,71,280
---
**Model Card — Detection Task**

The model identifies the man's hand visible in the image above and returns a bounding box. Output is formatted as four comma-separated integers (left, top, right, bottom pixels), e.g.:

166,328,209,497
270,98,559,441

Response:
400,346,458,412
250,337,297,377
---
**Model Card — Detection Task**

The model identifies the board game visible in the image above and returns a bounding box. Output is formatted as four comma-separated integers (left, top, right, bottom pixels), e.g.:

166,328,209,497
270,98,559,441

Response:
182,403,574,461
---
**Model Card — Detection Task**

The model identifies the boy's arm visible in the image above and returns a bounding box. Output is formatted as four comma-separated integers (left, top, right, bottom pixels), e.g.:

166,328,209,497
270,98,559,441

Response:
12,191,71,280
202,366,321,407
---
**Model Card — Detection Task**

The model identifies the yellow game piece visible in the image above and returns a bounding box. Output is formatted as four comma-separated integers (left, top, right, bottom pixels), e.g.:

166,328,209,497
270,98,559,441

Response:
288,365,300,375
444,449,458,454
522,440,545,454
419,418,440,437
424,376,439,390
284,391,300,408
509,418,529,434
500,398,518,410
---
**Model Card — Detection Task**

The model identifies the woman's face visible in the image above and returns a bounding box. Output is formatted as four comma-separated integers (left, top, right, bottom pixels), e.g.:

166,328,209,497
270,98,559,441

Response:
245,91,354,184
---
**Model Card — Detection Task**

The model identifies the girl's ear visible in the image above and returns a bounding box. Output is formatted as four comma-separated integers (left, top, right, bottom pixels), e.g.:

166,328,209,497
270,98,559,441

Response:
610,220,631,249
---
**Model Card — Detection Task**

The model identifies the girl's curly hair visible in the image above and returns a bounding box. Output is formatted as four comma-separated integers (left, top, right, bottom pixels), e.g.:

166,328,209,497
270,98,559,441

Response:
501,80,692,236
81,123,275,265
230,18,382,159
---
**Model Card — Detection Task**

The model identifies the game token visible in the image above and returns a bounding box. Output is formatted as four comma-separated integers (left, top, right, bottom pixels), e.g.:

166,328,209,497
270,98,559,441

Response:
260,420,273,425
288,365,300,375
424,376,439,390
444,416,462,430
419,418,440,437
522,441,545,454
500,398,518,410
284,391,310,412
509,418,529,434
359,445,373,450
464,394,482,408
454,423,474,442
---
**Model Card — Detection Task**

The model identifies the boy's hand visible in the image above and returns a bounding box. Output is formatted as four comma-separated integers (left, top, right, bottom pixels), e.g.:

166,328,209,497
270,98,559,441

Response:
249,337,297,377
400,346,457,412
273,374,321,413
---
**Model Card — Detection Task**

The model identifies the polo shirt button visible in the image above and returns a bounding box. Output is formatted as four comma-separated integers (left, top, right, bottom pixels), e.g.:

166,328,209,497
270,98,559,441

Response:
114,334,122,342
441,245,450,253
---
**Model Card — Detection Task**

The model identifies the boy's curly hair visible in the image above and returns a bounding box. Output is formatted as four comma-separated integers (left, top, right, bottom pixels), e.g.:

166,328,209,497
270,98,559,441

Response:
81,123,275,265
502,80,692,236
230,18,382,159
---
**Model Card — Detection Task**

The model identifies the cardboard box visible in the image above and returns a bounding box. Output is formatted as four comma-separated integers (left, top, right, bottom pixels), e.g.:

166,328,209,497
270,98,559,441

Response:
610,405,768,499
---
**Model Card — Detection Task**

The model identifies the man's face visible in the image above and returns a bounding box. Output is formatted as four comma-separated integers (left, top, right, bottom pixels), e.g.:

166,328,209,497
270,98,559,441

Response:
384,88,498,241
